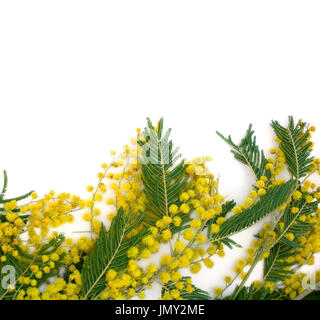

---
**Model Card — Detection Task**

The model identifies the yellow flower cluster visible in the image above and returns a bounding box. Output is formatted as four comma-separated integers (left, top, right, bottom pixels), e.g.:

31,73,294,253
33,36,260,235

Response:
282,271,320,299
96,156,230,300
20,191,81,245
98,260,159,300
160,277,195,300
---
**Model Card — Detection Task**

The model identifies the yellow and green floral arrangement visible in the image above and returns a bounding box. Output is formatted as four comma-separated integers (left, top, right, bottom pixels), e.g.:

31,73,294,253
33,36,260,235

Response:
0,116,319,300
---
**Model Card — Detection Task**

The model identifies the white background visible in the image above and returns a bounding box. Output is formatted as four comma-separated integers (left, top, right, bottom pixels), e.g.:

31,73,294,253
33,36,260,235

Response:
1,0,320,299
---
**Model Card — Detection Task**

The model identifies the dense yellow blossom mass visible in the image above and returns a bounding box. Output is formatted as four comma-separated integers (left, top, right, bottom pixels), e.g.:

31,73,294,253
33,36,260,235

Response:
0,117,319,300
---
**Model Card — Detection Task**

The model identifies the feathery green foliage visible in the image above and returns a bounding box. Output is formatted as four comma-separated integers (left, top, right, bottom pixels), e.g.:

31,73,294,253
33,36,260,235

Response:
282,200,317,240
220,237,242,249
263,198,317,283
0,254,31,299
0,234,66,299
223,284,280,300
139,118,187,224
217,124,268,179
271,116,314,179
210,180,296,241
16,234,66,263
81,208,149,300
263,243,295,283
161,277,211,300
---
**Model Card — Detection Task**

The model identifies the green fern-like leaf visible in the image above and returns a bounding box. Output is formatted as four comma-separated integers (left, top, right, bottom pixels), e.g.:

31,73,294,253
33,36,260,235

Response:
263,198,317,283
211,180,296,241
0,234,66,299
81,208,149,300
0,254,30,299
263,243,295,283
139,118,187,224
161,277,211,300
283,199,318,237
217,124,268,179
271,116,314,179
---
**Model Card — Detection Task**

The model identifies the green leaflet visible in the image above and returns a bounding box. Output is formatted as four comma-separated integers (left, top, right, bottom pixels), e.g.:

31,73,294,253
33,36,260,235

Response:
161,277,211,300
139,118,187,224
81,208,149,300
271,116,314,179
16,234,66,262
211,180,296,241
217,124,268,180
0,191,33,204
220,237,242,249
0,170,34,205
